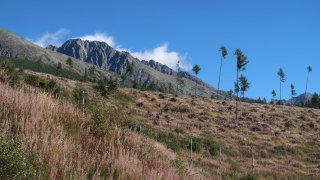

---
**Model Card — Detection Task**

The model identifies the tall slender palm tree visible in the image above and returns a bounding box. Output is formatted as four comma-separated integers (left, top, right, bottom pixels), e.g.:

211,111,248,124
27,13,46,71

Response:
234,49,249,121
277,68,285,104
305,65,312,95
217,46,228,99
192,65,201,97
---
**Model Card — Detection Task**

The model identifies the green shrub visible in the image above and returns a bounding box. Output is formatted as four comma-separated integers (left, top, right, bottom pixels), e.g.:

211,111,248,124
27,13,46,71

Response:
272,145,296,156
203,138,219,156
95,81,108,97
174,127,184,134
73,86,89,107
0,60,24,88
90,106,124,139
95,77,119,97
0,134,37,179
209,143,219,157
24,75,68,98
172,156,186,175
240,174,258,180
189,138,201,153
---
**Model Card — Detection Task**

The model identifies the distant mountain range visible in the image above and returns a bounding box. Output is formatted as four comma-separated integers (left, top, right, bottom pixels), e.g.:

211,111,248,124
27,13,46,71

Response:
286,93,313,106
0,28,224,97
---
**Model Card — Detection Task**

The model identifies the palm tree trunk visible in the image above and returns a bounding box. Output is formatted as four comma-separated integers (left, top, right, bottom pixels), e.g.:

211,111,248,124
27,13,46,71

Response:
217,56,223,99
195,75,198,97
305,72,309,95
236,69,239,121
190,135,193,167
279,79,282,104
176,78,179,96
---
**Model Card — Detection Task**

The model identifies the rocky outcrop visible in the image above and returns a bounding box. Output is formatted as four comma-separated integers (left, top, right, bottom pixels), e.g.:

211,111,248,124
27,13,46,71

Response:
43,38,223,97
53,39,178,77
141,59,175,75
45,45,58,52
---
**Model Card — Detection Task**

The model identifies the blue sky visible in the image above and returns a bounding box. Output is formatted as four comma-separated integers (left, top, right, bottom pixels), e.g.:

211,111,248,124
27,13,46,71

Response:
1,0,320,100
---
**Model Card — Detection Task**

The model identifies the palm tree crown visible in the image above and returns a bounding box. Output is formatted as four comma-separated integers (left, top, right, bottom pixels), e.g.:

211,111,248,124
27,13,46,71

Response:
192,65,200,75
235,49,249,71
277,68,285,82
220,46,228,59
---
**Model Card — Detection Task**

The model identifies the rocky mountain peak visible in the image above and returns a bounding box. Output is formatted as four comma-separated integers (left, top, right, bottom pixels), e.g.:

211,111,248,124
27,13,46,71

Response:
45,45,58,52
141,59,175,75
43,37,221,97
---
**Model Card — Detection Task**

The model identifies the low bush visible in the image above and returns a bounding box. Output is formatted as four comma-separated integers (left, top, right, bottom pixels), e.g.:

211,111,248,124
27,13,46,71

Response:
0,134,38,179
25,74,69,98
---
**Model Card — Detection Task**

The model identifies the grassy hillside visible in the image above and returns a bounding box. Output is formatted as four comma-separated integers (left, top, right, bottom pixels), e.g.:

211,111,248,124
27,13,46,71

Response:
0,63,182,179
0,63,319,179
0,56,84,80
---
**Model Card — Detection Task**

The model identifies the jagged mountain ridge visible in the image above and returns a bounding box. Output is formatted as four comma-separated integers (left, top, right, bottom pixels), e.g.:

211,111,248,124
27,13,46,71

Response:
0,28,225,97
47,39,223,97
0,28,109,78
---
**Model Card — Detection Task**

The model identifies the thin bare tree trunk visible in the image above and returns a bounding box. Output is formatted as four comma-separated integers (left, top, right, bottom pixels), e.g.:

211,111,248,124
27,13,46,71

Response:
280,79,282,104
82,90,85,117
251,147,255,175
305,72,309,95
190,136,193,167
236,69,239,122
219,144,222,179
194,75,198,98
217,56,223,99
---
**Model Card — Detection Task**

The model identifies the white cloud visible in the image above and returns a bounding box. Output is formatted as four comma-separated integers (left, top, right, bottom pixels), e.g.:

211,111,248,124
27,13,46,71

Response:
130,43,192,71
77,32,116,47
31,28,69,47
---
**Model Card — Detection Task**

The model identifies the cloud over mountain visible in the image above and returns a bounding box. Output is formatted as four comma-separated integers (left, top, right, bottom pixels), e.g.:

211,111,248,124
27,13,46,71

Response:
130,43,192,70
77,32,116,47
29,28,69,47
31,29,192,70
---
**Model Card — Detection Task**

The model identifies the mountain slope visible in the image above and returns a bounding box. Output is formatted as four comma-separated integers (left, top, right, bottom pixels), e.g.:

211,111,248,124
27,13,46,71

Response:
48,39,224,97
0,28,226,97
0,28,110,79
2,68,319,179
286,93,313,106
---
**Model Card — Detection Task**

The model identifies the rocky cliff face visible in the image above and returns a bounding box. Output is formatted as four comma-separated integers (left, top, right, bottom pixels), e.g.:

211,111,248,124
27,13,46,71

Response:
45,45,58,52
44,38,221,97
54,39,178,77
141,59,175,76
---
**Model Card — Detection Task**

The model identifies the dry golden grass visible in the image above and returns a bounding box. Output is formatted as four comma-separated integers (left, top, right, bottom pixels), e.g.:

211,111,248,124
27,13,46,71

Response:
1,69,319,179
123,88,320,179
0,81,181,179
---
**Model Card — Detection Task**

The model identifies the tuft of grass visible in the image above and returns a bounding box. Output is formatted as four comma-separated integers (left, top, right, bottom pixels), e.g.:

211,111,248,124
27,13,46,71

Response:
174,127,184,134
172,156,187,176
271,145,297,156
113,91,134,105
